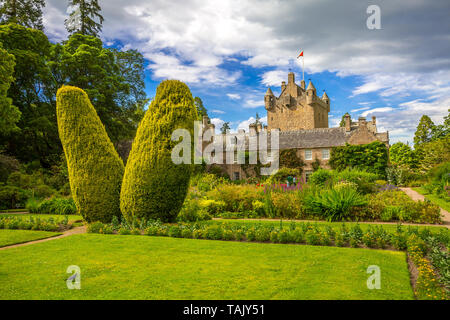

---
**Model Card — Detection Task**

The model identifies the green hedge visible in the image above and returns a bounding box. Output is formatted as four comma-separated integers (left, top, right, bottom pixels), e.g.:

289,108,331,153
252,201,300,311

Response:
56,86,124,222
120,80,197,222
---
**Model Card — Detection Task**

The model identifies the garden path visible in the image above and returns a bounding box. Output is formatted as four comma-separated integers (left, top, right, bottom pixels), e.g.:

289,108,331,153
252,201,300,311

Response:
400,187,450,227
0,226,86,251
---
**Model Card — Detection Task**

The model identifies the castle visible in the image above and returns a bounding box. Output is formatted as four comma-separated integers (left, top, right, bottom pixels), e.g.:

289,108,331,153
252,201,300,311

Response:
202,72,389,181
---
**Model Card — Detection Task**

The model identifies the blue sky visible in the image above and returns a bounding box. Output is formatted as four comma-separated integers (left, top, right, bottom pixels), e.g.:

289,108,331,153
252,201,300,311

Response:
43,0,450,144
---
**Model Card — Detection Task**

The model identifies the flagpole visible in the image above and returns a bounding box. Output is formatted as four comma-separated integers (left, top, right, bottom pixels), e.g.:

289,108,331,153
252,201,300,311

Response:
302,54,304,81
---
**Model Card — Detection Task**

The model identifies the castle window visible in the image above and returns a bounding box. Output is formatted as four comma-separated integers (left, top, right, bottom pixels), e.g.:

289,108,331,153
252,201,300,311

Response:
322,149,330,160
305,149,312,160
234,172,240,180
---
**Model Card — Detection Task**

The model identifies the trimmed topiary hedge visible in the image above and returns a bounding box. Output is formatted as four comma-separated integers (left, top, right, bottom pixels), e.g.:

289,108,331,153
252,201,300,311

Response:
121,80,197,222
56,86,124,222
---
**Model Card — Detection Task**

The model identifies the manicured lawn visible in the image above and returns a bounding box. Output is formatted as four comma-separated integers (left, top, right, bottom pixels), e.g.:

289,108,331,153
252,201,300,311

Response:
211,218,448,233
0,229,61,247
0,214,83,223
413,187,450,212
0,234,413,300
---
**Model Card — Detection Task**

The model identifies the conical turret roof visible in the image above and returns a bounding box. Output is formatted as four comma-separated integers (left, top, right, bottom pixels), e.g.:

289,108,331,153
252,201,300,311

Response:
322,91,329,100
306,81,315,91
265,87,274,96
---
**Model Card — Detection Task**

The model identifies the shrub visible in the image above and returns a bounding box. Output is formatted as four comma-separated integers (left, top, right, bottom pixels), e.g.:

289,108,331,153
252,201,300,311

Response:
198,199,226,216
177,198,212,222
207,184,263,212
56,86,124,223
0,185,29,210
121,80,197,223
87,222,104,233
309,169,333,187
35,197,77,215
266,167,302,185
271,192,302,218
25,197,40,213
304,187,367,221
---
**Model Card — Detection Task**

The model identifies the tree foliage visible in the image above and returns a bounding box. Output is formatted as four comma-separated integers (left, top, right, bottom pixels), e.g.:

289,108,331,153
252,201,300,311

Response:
414,115,435,146
194,96,207,119
220,122,230,134
56,86,124,223
0,23,60,167
51,34,147,142
65,0,104,37
120,80,198,223
0,0,45,30
389,142,416,169
0,43,20,135
329,141,388,175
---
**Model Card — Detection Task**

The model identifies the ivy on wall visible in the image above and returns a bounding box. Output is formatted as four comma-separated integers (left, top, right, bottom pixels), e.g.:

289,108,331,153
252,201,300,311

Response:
328,141,388,175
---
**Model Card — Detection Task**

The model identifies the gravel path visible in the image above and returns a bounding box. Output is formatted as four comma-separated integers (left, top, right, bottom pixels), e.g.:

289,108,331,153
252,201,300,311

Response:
0,226,87,251
400,187,450,227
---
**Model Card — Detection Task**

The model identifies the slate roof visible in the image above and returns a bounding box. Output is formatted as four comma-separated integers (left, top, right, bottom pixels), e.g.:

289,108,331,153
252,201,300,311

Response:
278,127,348,149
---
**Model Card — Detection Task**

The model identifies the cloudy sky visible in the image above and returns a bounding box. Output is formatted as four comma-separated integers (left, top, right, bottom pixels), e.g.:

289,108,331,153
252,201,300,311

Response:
44,0,450,144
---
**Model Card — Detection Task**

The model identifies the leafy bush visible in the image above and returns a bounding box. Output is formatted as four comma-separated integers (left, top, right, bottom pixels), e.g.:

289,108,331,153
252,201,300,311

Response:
121,80,197,223
35,197,77,215
309,169,333,187
0,185,29,209
266,167,302,185
177,198,211,222
304,187,367,221
207,184,263,212
56,86,124,223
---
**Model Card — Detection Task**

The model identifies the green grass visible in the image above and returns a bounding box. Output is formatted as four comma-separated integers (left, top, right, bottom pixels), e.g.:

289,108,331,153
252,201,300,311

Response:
413,187,450,212
0,229,61,247
210,218,448,233
0,234,414,300
0,214,83,223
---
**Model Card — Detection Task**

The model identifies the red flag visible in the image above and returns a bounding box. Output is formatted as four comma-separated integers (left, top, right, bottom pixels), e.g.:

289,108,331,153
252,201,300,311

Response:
297,51,303,58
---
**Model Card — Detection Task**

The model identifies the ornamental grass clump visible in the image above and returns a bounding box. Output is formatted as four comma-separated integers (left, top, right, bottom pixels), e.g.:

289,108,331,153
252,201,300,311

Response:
121,80,198,223
304,187,367,221
56,86,124,223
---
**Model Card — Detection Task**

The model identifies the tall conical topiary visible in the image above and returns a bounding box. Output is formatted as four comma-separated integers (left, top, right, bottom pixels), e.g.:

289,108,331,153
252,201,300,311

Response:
121,80,197,222
56,86,124,222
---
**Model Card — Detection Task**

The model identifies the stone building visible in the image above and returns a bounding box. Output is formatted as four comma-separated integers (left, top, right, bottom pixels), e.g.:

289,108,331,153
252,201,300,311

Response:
203,72,389,181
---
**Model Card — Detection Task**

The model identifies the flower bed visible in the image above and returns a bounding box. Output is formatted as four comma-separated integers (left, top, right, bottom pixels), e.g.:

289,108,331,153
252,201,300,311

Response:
0,215,71,232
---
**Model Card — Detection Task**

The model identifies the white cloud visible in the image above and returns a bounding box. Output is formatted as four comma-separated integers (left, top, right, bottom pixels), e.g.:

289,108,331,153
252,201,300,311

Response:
211,109,226,114
236,116,267,132
43,0,450,142
244,99,264,109
227,93,241,100
350,106,370,112
261,70,286,87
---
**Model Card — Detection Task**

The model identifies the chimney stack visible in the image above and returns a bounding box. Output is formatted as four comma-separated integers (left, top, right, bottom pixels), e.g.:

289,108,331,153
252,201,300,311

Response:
372,116,376,125
281,81,286,92
344,113,351,132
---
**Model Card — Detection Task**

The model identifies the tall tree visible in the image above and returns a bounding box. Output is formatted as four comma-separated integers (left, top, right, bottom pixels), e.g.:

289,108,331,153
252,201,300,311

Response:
51,34,146,142
0,23,60,167
194,96,207,119
220,122,230,134
0,0,45,30
65,0,104,37
255,112,261,125
0,44,21,135
389,142,416,169
414,115,435,146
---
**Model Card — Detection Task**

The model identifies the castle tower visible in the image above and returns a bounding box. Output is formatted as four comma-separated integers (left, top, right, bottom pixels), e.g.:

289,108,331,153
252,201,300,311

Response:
265,72,330,131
